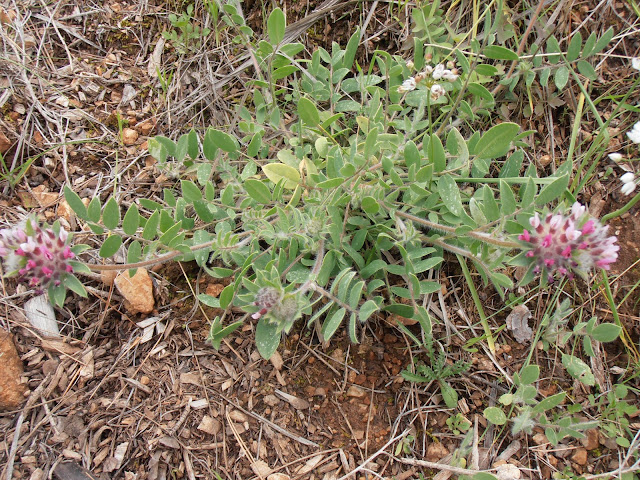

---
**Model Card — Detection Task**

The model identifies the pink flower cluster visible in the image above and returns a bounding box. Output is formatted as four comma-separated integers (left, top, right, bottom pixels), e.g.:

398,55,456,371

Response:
518,203,619,281
0,219,75,291
252,287,283,320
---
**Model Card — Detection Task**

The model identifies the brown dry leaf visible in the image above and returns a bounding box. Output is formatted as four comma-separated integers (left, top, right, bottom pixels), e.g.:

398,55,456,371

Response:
295,455,324,476
251,460,272,477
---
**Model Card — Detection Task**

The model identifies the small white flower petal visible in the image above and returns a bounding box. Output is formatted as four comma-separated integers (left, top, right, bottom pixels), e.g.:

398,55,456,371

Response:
398,77,416,93
432,64,445,80
621,182,637,195
620,172,635,184
632,57,640,71
608,152,623,161
627,121,640,144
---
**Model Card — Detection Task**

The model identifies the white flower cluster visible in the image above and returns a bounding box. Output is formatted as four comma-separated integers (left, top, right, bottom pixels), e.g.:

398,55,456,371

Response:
627,121,640,144
398,61,459,101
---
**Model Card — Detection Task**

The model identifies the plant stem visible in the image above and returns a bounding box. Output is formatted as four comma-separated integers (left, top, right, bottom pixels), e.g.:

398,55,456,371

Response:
601,191,640,223
457,254,495,354
82,236,252,272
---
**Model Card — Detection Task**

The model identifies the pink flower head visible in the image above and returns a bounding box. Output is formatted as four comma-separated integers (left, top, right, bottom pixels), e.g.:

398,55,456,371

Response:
518,202,619,281
252,287,283,320
0,218,76,292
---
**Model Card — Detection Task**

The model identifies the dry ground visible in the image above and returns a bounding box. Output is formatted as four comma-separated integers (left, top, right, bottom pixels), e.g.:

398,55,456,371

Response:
1,1,639,479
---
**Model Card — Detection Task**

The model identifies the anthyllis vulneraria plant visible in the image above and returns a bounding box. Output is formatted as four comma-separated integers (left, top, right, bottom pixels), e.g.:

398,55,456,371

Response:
0,217,87,304
516,202,619,282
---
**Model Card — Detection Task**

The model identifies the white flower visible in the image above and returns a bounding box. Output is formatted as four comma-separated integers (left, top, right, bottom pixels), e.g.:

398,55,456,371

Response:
608,152,623,161
432,64,445,80
398,77,416,93
430,84,446,101
406,60,414,70
442,69,459,82
621,172,635,184
620,172,637,195
627,121,640,144
632,57,640,71
621,182,637,196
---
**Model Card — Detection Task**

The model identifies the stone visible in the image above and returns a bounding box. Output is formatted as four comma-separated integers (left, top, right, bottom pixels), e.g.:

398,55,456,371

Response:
346,385,366,398
121,128,139,145
494,463,521,480
0,329,28,410
114,268,154,314
571,447,588,466
580,428,599,450
426,442,449,462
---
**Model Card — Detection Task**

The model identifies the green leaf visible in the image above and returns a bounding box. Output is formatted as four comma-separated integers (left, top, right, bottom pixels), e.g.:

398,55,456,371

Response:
219,284,234,310
298,97,320,126
591,27,613,57
262,163,300,189
519,365,540,385
87,197,101,223
533,392,566,413
472,473,499,480
404,140,420,170
63,274,88,298
438,174,462,216
474,123,520,159
483,406,507,425
562,353,595,386
358,299,378,323
142,210,160,240
427,134,446,172
546,36,561,65
208,319,243,350
582,32,598,58
127,240,141,264
255,317,281,359
554,66,569,90
181,179,203,203
192,229,210,266
102,197,121,230
361,196,379,214
341,28,360,70
64,186,88,220
535,174,569,205
267,7,285,45
209,129,238,153
499,180,516,215
186,129,199,159
48,284,67,307
244,179,271,204
198,293,220,308
122,204,140,235
439,381,458,409
202,128,219,160
567,32,582,62
99,235,122,258
322,307,346,341
483,45,519,60
591,323,621,342
577,60,597,80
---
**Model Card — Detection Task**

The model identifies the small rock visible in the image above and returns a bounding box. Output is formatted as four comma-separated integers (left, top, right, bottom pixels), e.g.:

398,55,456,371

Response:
571,447,588,466
314,387,327,397
114,268,154,314
0,329,28,410
197,415,220,436
121,128,139,145
346,385,366,398
57,200,74,222
494,463,521,480
263,395,279,407
532,433,548,445
581,429,599,451
426,442,449,462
